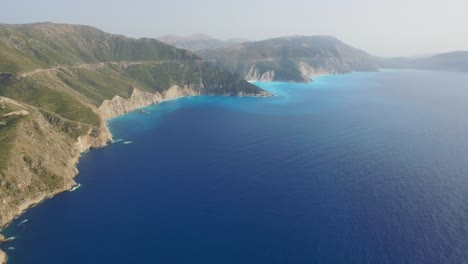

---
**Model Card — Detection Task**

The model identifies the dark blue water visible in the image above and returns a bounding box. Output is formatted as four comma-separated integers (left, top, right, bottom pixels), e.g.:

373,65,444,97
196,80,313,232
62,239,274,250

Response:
4,70,468,263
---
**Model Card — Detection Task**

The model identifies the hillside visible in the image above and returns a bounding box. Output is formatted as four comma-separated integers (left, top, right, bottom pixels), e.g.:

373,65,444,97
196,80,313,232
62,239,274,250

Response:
0,22,270,232
197,35,379,82
157,34,244,52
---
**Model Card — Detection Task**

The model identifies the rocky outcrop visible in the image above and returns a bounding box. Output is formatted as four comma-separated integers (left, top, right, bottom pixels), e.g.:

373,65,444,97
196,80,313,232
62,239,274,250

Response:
242,60,350,83
297,61,337,80
0,98,112,230
0,234,14,244
245,66,276,82
244,60,364,82
0,233,5,264
98,85,200,119
76,123,112,152
0,249,6,264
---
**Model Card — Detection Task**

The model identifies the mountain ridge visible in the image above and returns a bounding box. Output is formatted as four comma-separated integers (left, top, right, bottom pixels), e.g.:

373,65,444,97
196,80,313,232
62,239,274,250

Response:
197,35,379,82
157,34,246,52
381,51,468,72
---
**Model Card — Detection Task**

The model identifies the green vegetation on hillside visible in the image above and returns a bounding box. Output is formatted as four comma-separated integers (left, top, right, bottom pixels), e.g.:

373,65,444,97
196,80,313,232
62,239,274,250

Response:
0,22,266,125
124,62,202,92
56,67,135,104
0,106,23,169
0,22,266,168
0,23,198,73
0,74,101,126
39,110,92,139
0,22,267,170
198,63,262,94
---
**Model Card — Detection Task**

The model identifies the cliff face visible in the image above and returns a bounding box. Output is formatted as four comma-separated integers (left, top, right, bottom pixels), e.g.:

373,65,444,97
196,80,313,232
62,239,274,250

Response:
244,61,342,82
297,62,337,79
0,97,112,228
0,250,6,264
98,85,200,119
245,67,276,82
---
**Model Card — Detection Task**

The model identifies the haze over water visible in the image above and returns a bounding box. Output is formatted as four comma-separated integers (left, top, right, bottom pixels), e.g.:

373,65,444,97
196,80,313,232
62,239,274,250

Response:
3,70,468,263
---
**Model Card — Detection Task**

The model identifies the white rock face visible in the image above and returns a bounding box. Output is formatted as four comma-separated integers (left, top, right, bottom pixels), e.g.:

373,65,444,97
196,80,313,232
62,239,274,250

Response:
245,66,276,82
244,61,335,82
297,61,333,80
98,85,200,120
260,71,275,81
0,250,6,264
245,66,261,81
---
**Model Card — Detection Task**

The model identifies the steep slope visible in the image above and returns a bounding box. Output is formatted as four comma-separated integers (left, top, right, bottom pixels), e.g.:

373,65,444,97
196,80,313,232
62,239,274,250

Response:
197,35,379,82
0,249,5,264
0,22,270,235
381,51,468,72
157,34,246,52
157,34,228,52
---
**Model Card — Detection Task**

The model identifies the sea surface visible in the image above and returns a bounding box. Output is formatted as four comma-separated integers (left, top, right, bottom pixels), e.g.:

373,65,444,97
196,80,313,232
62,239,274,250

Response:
3,70,468,263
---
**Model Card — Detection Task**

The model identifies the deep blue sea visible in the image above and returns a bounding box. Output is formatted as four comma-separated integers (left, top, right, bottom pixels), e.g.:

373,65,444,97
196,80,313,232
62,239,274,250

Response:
3,70,468,263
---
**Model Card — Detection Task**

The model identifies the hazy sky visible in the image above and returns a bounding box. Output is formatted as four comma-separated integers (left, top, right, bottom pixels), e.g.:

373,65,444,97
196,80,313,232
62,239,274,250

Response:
2,0,467,57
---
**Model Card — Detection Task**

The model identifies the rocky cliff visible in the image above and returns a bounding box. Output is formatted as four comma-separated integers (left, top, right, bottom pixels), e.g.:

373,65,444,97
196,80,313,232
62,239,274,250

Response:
0,96,111,229
245,67,276,82
98,85,200,119
244,61,343,82
0,250,6,264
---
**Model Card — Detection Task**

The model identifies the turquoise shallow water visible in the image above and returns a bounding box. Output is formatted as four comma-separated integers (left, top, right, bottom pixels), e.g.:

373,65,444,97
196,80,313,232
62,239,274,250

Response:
3,70,468,263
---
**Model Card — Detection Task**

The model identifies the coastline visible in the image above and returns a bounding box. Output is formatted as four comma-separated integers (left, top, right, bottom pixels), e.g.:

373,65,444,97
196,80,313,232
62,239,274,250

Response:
0,250,6,264
104,94,197,121
0,86,271,263
0,88,271,229
0,234,8,264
